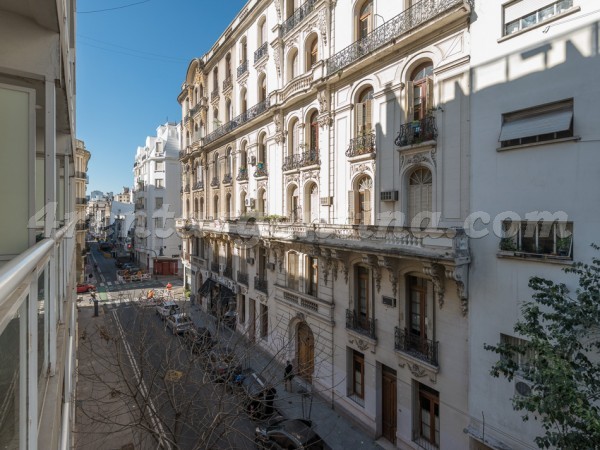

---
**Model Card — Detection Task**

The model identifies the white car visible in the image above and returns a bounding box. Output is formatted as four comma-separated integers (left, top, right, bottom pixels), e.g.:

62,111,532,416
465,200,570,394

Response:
156,301,180,320
165,313,194,335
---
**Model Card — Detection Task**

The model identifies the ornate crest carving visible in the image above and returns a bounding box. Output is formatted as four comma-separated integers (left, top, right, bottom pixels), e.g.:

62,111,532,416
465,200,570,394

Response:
318,8,327,44
274,0,281,20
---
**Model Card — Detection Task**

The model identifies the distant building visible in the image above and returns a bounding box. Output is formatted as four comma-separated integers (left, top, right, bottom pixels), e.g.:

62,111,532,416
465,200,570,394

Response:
115,187,132,203
90,190,104,200
75,139,92,282
133,122,182,275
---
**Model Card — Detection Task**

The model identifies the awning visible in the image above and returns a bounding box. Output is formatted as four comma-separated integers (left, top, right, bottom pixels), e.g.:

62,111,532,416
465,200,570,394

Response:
198,278,216,297
499,109,572,142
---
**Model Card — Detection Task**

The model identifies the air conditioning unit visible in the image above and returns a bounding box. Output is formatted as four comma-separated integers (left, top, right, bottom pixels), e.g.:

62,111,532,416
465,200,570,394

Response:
266,262,276,271
382,296,396,307
320,196,333,206
514,376,533,397
380,191,399,202
245,198,255,208
246,257,255,265
249,155,257,166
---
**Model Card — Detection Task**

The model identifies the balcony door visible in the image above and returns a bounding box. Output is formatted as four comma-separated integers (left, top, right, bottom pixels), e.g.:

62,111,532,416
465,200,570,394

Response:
409,276,428,353
357,1,373,40
382,366,397,444
408,63,433,121
355,266,370,331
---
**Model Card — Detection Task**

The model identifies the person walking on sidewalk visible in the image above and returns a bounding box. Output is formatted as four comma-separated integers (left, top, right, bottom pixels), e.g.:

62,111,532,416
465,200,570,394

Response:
284,360,294,392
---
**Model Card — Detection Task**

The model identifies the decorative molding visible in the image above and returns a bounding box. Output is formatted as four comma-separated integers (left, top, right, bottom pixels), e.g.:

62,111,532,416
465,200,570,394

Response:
274,0,281,21
318,8,327,45
446,265,469,316
423,263,445,309
381,257,399,299
350,161,374,178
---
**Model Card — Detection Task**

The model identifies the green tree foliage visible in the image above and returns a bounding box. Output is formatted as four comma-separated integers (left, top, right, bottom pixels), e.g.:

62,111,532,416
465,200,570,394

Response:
484,246,600,449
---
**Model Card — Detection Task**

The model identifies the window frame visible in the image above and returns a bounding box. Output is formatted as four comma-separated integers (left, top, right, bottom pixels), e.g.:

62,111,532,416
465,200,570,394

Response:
352,349,365,400
416,383,440,447
500,220,573,259
502,0,576,38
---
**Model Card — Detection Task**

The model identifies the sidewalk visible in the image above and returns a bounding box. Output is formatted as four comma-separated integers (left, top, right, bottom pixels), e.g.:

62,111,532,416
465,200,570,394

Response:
187,305,383,450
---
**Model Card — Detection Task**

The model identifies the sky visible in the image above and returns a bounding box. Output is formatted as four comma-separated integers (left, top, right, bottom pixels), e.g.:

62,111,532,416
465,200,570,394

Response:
77,0,246,195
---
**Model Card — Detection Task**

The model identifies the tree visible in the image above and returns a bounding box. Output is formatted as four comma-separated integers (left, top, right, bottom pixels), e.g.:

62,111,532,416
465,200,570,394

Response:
485,246,600,449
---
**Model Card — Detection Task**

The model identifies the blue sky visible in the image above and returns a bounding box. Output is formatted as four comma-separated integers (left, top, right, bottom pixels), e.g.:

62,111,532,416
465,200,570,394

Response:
77,0,246,195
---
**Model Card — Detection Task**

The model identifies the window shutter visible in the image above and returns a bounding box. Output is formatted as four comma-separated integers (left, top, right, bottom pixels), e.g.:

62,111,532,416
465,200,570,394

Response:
426,77,434,113
355,102,364,135
348,190,356,223
365,99,373,132
363,189,371,225
406,81,414,121
293,123,299,154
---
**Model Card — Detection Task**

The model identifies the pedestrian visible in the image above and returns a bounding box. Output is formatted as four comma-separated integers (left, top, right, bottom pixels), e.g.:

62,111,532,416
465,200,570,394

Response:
89,291,96,304
166,282,173,291
284,360,294,392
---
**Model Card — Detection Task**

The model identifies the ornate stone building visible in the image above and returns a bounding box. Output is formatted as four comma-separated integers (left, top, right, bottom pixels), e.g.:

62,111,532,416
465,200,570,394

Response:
177,0,472,447
75,139,91,283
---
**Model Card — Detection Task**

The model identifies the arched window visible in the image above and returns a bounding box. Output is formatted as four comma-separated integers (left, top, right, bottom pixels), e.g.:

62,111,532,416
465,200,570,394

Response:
213,108,219,131
355,88,374,136
258,134,266,164
226,148,233,176
286,0,298,19
304,182,319,223
288,48,299,82
408,63,434,121
200,197,205,219
258,17,267,46
287,251,299,290
225,193,232,220
288,185,300,222
308,110,319,151
214,152,220,180
357,1,373,40
258,74,267,102
257,188,266,214
225,99,232,122
186,199,190,218
194,198,198,219
213,66,218,92
306,35,318,70
240,88,247,114
288,118,300,158
213,195,219,220
240,38,248,63
240,191,247,215
225,53,232,81
408,167,433,227
348,175,372,225
199,83,204,99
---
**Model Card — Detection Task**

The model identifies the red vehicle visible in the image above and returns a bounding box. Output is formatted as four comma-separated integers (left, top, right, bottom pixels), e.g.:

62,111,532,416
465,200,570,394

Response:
77,283,96,293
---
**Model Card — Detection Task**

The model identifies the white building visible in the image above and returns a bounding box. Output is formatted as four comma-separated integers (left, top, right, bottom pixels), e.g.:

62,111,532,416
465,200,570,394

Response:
177,0,472,448
467,1,600,449
133,122,182,275
0,0,78,448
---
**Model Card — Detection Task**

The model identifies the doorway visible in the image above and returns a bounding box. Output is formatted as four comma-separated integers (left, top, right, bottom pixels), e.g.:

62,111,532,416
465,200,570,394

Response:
296,322,314,382
382,365,397,444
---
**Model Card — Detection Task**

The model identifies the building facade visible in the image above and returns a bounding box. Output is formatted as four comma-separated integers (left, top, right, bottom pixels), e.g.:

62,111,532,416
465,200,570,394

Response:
177,0,472,448
133,122,182,275
114,186,132,203
0,0,78,448
467,1,600,449
75,139,91,283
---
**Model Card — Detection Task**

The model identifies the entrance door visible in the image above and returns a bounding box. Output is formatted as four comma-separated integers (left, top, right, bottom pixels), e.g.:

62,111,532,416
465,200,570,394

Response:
249,298,256,342
382,365,397,444
297,322,314,382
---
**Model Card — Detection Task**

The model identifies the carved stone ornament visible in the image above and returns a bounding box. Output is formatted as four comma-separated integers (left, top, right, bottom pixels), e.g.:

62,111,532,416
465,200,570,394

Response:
240,285,248,295
273,112,282,133
349,337,370,352
350,161,374,178
295,311,306,322
318,90,328,113
446,265,469,316
423,263,445,309
273,44,281,77
318,113,332,128
318,8,327,45
274,0,281,20
257,180,268,191
381,257,399,299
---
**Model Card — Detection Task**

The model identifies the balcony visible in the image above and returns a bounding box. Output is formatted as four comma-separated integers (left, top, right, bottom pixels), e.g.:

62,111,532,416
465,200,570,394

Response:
394,327,439,367
211,89,219,103
281,0,317,36
236,167,249,182
282,149,320,171
395,116,437,147
223,266,233,279
211,262,220,273
184,184,190,193
237,271,248,286
203,98,270,146
346,309,376,340
75,171,87,179
76,197,87,205
328,0,468,75
254,42,268,63
210,177,220,188
222,173,233,185
254,162,268,178
346,132,376,158
193,180,204,191
254,275,268,294
237,60,249,78
222,77,233,93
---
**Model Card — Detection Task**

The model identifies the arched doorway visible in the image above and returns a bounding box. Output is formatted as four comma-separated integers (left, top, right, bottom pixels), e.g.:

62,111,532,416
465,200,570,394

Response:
296,322,314,382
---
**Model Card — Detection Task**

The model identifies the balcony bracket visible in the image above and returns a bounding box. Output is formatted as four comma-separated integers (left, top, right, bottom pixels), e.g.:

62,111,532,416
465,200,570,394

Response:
446,264,469,316
423,263,445,309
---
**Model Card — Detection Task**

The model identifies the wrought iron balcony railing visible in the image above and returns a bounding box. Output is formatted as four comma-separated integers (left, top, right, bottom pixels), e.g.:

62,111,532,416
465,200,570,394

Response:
236,167,249,181
75,171,87,179
254,275,268,294
282,149,320,171
328,0,465,74
394,326,439,366
346,309,376,340
346,132,376,157
76,197,87,205
237,271,248,285
237,60,249,78
254,163,268,178
193,180,204,190
211,262,220,273
223,77,233,92
254,42,268,63
395,115,437,147
281,0,317,36
204,98,270,146
211,89,219,102
210,177,220,188
223,266,233,279
222,173,233,185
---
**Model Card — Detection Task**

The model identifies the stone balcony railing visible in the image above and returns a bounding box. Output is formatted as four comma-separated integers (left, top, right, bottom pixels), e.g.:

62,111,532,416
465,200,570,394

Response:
281,0,317,36
395,115,438,147
254,42,268,63
346,309,376,340
328,0,469,75
394,326,439,367
346,132,376,158
280,71,314,102
282,149,320,171
277,286,334,321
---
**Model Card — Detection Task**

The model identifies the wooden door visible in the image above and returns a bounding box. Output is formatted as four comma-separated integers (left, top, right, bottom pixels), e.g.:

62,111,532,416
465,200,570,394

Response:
297,322,314,382
382,366,397,444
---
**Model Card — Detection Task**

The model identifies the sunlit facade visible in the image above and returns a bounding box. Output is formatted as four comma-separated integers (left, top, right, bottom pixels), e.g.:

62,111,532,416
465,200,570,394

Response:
75,139,91,283
0,0,78,448
177,0,473,447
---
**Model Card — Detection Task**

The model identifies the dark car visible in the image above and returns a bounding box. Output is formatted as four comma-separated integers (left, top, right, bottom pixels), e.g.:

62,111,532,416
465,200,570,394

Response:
254,418,330,449
205,346,242,383
232,369,276,420
184,326,215,354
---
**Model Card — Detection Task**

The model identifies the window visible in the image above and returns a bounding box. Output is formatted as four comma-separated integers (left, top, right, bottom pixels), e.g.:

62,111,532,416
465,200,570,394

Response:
213,66,218,92
239,295,246,323
499,99,574,148
408,167,432,227
503,0,574,36
287,252,299,291
500,334,535,375
213,108,219,131
500,220,573,259
307,256,318,296
309,111,319,150
355,88,374,135
260,303,268,338
199,237,205,259
355,266,370,331
155,161,165,171
351,349,365,401
416,383,440,448
408,63,433,121
258,75,267,102
225,53,231,80
409,276,428,341
349,175,372,225
156,178,164,189
358,1,373,40
155,197,163,210
258,134,266,164
307,36,318,70
154,217,163,229
289,49,299,81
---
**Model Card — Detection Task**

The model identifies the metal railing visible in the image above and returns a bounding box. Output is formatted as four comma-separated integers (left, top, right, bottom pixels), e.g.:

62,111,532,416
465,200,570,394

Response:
211,89,219,102
210,177,220,188
328,0,465,74
254,42,268,63
394,326,439,366
254,163,268,178
395,115,437,147
75,171,87,179
236,167,249,181
76,197,87,205
211,262,219,273
237,60,249,77
254,275,268,294
223,266,233,278
346,132,376,157
281,0,317,36
193,180,204,190
282,149,320,171
222,173,233,185
237,271,248,285
346,309,376,340
223,77,233,92
204,98,270,146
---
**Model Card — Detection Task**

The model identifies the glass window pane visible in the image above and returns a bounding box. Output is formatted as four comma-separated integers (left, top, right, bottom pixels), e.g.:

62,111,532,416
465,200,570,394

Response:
521,13,537,29
538,5,555,21
505,20,520,35
0,309,22,447
557,0,573,13
38,269,46,379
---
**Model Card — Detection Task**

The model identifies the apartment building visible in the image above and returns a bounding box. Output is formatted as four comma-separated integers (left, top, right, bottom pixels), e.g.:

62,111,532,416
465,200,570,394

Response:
114,186,132,203
177,0,472,447
133,122,182,275
75,140,91,283
0,0,78,448
467,1,600,448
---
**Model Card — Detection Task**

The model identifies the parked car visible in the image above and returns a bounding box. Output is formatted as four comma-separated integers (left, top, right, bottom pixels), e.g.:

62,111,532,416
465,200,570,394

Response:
156,301,180,320
255,419,330,450
206,346,242,383
76,283,96,293
184,326,215,354
231,369,276,420
99,242,112,251
165,313,194,335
